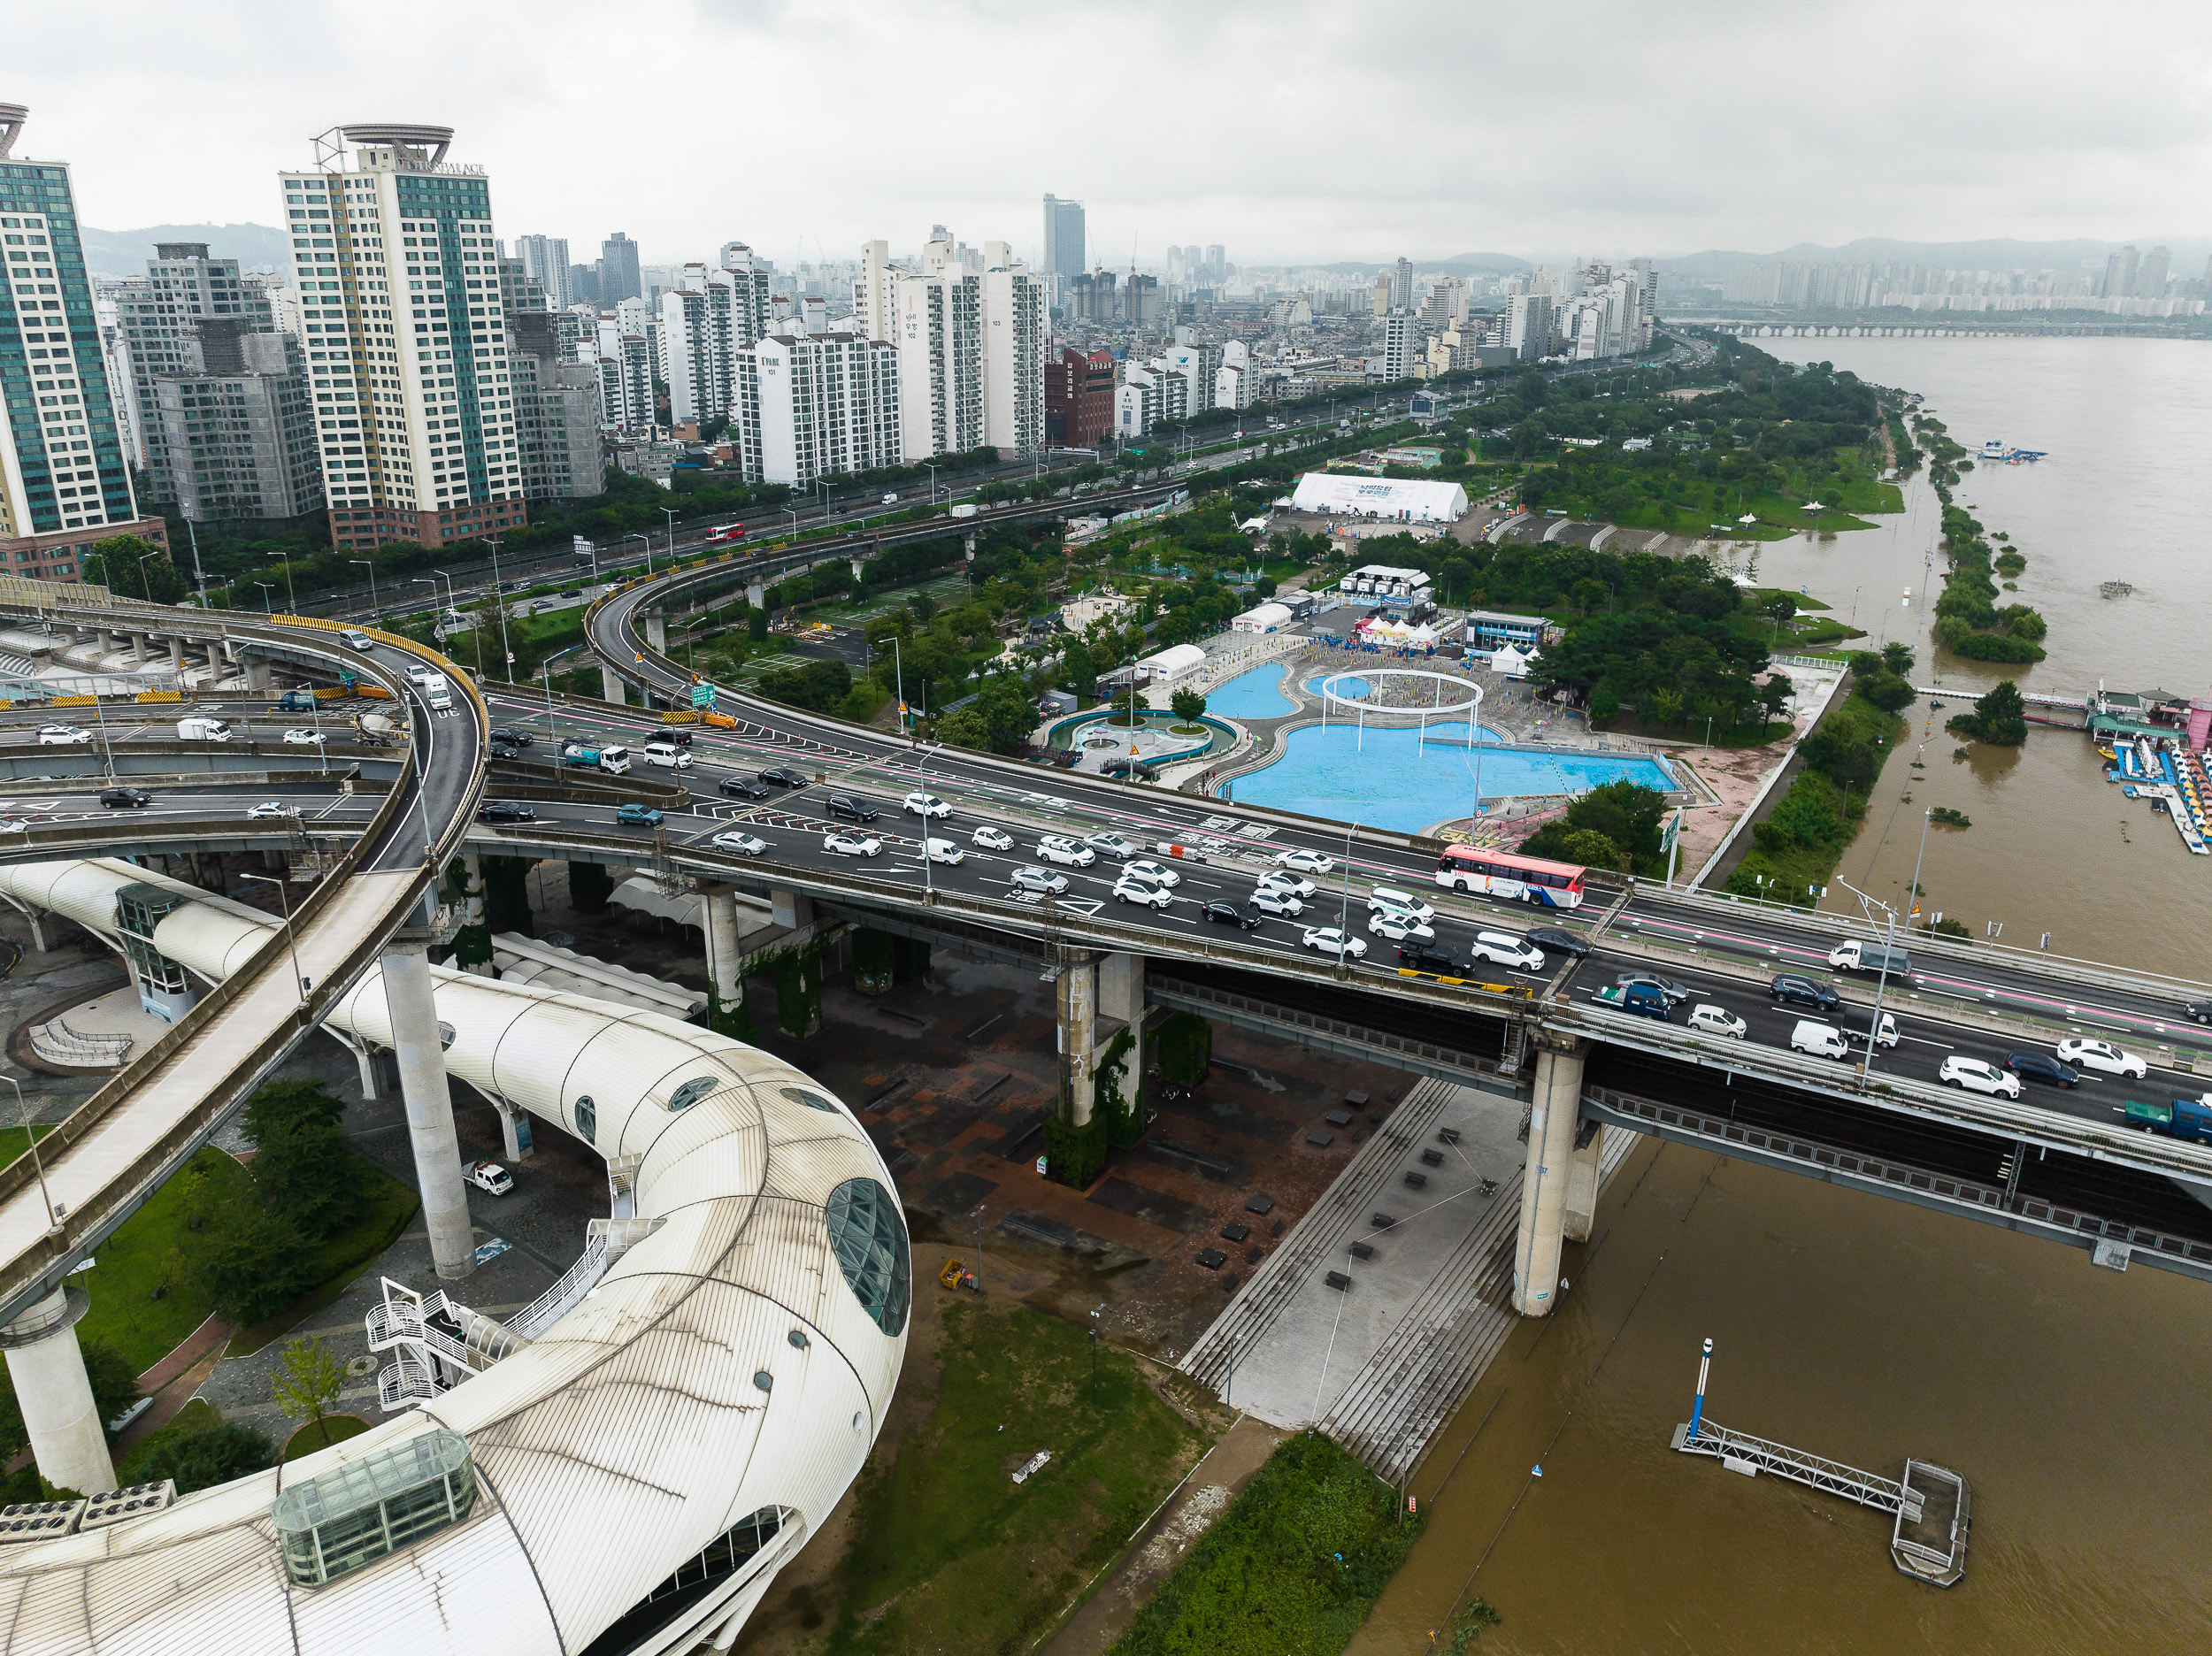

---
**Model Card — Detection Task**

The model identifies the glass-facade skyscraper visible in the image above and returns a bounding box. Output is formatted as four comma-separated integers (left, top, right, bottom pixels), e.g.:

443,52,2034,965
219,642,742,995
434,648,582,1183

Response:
1042,195,1085,281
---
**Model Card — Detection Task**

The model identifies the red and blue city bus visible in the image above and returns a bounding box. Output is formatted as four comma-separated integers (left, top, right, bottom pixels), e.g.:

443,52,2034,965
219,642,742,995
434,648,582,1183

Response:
703,523,747,547
1433,846,1586,908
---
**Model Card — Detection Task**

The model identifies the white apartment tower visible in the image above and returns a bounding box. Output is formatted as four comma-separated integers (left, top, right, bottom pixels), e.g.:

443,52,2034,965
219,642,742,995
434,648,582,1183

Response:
979,241,1045,457
735,332,900,488
279,122,523,550
661,266,736,426
514,234,571,310
892,267,982,461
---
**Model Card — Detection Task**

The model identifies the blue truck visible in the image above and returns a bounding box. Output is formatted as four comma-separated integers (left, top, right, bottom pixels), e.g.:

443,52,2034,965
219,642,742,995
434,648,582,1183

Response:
275,688,319,712
2122,1096,2212,1141
1590,981,1671,1022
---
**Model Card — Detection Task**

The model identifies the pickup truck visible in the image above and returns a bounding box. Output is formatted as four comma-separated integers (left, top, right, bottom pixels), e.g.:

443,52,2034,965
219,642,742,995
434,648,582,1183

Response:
2122,1096,2212,1142
1590,981,1672,1022
462,1160,512,1195
275,689,319,713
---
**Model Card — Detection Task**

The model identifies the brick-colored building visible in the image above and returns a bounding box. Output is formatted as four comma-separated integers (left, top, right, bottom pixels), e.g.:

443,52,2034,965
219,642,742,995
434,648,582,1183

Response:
1043,347,1113,448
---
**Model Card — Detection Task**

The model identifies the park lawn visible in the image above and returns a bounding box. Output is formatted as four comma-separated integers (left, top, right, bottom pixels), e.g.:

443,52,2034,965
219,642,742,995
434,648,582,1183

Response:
116,1398,221,1484
1743,586,1830,611
825,1298,1207,1656
284,1414,371,1460
76,1146,250,1374
1107,1432,1425,1656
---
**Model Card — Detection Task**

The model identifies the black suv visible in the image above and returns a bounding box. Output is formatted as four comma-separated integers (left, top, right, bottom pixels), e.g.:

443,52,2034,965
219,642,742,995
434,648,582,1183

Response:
1525,924,1587,959
757,765,807,788
2006,1051,2080,1088
489,727,534,748
2185,1000,2212,1026
488,739,521,761
827,793,878,823
1201,900,1262,930
1398,940,1463,974
719,775,771,800
1770,974,1840,1011
99,786,150,809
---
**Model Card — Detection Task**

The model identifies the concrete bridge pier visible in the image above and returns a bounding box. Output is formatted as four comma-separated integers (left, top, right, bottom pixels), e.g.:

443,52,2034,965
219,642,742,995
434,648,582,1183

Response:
1511,1031,1588,1317
1096,950,1145,1105
644,612,666,653
746,580,765,611
1563,1121,1605,1242
599,664,629,705
769,886,813,932
381,936,477,1282
166,635,186,673
848,556,866,584
0,1287,118,1496
702,886,743,1017
1056,953,1099,1127
493,1101,536,1163
963,533,977,561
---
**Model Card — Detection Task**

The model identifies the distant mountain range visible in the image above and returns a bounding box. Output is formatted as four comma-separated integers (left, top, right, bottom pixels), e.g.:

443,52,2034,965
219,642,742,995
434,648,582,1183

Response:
83,222,292,279
1250,251,1533,277
1656,237,2210,276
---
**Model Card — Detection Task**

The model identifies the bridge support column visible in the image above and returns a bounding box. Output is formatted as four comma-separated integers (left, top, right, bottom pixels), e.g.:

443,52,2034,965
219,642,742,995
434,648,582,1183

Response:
494,1100,536,1162
769,887,813,932
599,664,629,705
645,612,666,653
1511,1032,1587,1317
167,636,186,672
746,580,765,610
1563,1122,1604,1243
380,939,477,1282
0,1287,117,1496
1095,951,1145,1113
848,556,865,583
1056,954,1099,1128
242,651,271,690
963,533,977,561
703,886,743,1013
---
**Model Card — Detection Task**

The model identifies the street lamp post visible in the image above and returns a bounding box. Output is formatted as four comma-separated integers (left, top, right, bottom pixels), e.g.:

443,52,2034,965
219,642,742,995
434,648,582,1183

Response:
0,1077,61,1236
253,581,275,616
926,463,940,504
487,533,514,679
134,550,160,603
539,659,558,745
623,532,653,578
272,558,296,614
782,508,798,540
661,507,677,566
349,556,381,624
877,635,908,743
918,742,941,900
1338,819,1356,941
239,871,310,1016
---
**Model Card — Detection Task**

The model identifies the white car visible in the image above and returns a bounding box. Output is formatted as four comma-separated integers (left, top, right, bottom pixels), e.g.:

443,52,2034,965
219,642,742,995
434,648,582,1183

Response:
245,801,295,820
1010,865,1068,894
0,818,27,835
711,829,769,855
462,1160,512,1195
1084,832,1141,859
1274,847,1333,875
1037,836,1096,867
1939,1054,2022,1099
822,831,882,858
35,724,89,746
2055,1037,2148,1079
1113,878,1173,909
1467,931,1546,971
281,727,326,745
971,824,1014,851
1367,910,1436,943
1686,1003,1747,1039
1367,888,1436,924
1122,859,1181,888
1257,870,1316,900
923,838,964,864
902,792,950,818
1248,887,1305,918
1301,926,1368,960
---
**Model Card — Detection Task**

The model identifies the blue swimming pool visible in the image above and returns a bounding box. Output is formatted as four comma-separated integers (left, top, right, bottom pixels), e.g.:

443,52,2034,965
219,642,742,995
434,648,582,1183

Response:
1303,673,1371,700
1207,662,1295,719
1225,724,1677,834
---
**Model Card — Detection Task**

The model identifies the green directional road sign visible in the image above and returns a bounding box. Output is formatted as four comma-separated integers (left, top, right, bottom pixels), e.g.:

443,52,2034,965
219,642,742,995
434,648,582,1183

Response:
690,681,718,709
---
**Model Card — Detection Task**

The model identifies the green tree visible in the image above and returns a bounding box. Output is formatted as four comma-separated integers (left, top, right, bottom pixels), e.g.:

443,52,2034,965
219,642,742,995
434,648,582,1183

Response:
87,534,188,603
1946,679,2028,746
1156,1012,1214,1088
192,1197,318,1324
1880,640,1915,677
132,1419,277,1494
567,859,614,914
1169,688,1208,725
1061,639,1097,700
747,606,769,642
1555,828,1626,871
272,1335,347,1450
968,677,1041,753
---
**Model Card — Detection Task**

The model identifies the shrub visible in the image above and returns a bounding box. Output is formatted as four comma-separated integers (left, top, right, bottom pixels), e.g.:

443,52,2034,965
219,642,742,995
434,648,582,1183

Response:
1156,1012,1214,1087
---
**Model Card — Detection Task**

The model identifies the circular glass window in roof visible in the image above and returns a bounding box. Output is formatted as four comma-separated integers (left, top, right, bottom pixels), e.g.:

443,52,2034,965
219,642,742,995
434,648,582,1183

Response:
824,1177,910,1338
780,1085,838,1114
666,1076,721,1112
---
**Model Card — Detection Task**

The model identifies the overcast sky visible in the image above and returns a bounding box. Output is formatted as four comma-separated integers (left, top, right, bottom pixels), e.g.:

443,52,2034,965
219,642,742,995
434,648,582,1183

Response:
15,0,2212,269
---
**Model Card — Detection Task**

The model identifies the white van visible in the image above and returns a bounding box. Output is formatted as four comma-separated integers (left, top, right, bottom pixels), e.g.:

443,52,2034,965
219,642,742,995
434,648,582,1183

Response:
1826,939,1912,977
339,628,373,650
642,740,694,770
1788,1020,1849,1059
597,745,632,775
420,673,453,712
1468,930,1546,971
176,716,233,741
407,663,434,686
1366,887,1436,924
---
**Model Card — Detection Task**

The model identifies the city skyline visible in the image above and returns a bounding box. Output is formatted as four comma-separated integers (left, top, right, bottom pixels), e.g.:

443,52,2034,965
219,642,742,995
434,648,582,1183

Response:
14,0,2212,267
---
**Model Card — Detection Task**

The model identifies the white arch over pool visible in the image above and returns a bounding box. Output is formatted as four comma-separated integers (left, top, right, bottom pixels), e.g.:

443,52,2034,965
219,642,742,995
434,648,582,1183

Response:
0,857,906,1655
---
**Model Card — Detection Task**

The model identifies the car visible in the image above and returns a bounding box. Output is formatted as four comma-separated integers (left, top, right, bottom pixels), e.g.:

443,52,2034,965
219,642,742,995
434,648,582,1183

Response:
1368,909,1436,943
718,775,771,800
1113,878,1173,909
2006,1051,2081,1089
489,727,534,748
1274,847,1334,875
615,803,664,827
1468,931,1547,972
1770,974,1840,1012
923,838,964,864
1084,832,1141,859
642,740,694,770
339,627,374,650
1366,887,1436,924
757,765,808,787
2054,1037,2149,1079
657,728,694,747
1615,972,1692,1007
476,801,536,823
961,824,1011,852
712,829,769,855
1121,859,1180,888
1202,900,1263,929
2180,999,2212,1026
822,830,882,857
488,740,521,761
35,724,89,746
0,819,27,835
1010,865,1068,894
1258,870,1317,900
1687,1003,1748,1039
1301,926,1368,960
1397,940,1463,973
281,727,326,745
1037,836,1096,867
462,1160,513,1195
1248,886,1305,917
827,793,878,823
245,801,296,820
98,786,150,809
902,792,950,818
1525,924,1589,959
1939,1054,2022,1099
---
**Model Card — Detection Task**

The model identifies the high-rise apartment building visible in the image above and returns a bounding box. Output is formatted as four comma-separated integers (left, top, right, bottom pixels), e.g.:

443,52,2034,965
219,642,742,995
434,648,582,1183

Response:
2103,244,2138,300
1506,292,1553,360
1045,347,1113,447
1204,243,1225,283
662,266,737,426
2135,245,2170,299
1391,257,1415,313
1125,273,1160,327
855,239,895,342
892,267,982,461
0,103,169,580
600,232,641,303
506,311,601,502
1043,196,1085,281
279,121,525,549
147,323,323,523
718,243,772,345
735,331,900,487
1380,314,1417,381
111,243,276,495
514,234,571,310
1215,338,1255,411
1372,271,1392,317
979,241,1045,457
